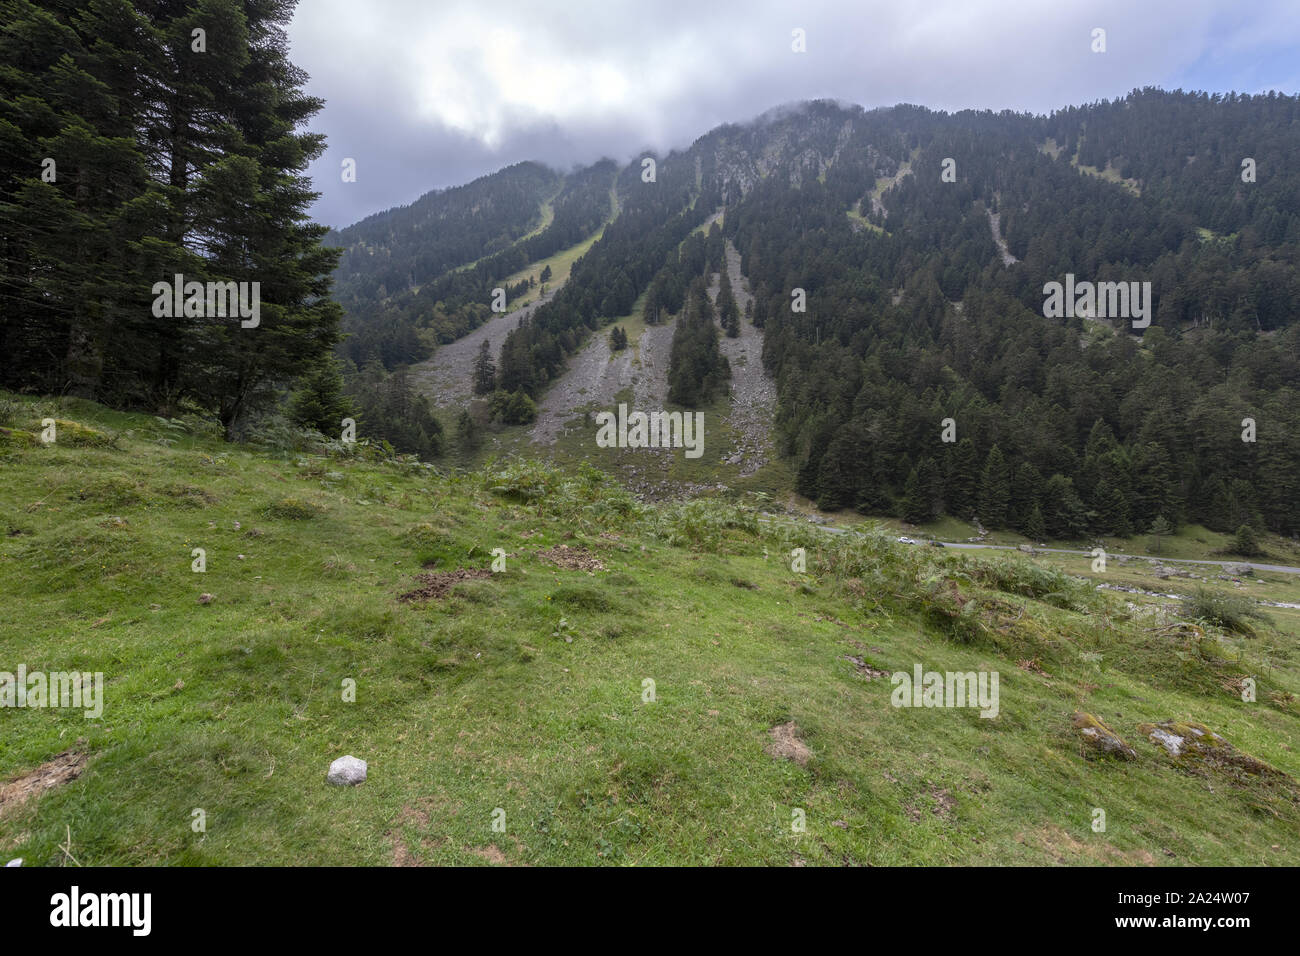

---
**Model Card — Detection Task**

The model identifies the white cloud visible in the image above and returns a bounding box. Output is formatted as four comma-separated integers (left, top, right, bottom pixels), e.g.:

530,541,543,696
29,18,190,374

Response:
288,0,1300,227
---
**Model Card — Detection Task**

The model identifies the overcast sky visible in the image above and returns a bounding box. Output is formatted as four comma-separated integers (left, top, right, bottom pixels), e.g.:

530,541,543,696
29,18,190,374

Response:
287,0,1300,229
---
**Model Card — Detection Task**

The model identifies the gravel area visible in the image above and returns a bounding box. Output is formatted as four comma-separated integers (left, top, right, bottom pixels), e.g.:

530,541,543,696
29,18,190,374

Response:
709,241,777,477
410,286,559,409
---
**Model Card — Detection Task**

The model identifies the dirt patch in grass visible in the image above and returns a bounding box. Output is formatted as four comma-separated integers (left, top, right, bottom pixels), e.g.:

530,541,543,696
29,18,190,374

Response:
399,568,492,602
766,721,811,767
902,785,957,822
930,786,956,819
1018,825,1157,865
387,805,429,867
468,844,509,865
0,750,88,819
537,544,604,572
843,655,887,679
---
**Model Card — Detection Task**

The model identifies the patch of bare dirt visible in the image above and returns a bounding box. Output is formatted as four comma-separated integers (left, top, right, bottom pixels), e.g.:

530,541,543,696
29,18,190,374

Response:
985,200,1019,266
468,844,509,865
766,721,811,767
843,655,887,679
930,787,956,819
399,568,492,602
385,800,452,866
529,328,639,445
0,750,88,818
1018,825,1156,865
537,544,604,572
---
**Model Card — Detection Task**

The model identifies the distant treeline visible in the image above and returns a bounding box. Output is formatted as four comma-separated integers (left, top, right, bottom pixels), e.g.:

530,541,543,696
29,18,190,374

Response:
725,92,1300,535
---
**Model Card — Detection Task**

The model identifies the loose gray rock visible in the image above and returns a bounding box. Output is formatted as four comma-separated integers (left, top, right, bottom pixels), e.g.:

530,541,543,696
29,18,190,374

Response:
1072,712,1137,760
327,755,367,786
1224,563,1254,576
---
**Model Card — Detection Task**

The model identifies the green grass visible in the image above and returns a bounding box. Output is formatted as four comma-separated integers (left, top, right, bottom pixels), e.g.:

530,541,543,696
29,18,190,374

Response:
2,392,1298,866
493,176,621,310
1069,151,1142,196
845,203,885,235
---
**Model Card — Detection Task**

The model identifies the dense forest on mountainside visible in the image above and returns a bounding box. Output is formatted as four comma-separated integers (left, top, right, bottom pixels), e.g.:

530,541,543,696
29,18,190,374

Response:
0,0,342,437
721,93,1300,536
667,275,730,405
325,161,558,309
326,159,616,369
493,156,719,393
392,91,1298,536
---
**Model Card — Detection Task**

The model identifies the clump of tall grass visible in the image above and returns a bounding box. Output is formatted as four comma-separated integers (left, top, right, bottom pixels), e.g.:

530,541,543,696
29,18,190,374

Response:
1181,587,1271,636
965,557,1092,610
262,496,326,520
484,458,642,531
639,499,758,552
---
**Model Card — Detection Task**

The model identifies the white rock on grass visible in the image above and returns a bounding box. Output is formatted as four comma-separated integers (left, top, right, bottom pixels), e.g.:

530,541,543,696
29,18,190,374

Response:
327,755,367,786
5,859,22,867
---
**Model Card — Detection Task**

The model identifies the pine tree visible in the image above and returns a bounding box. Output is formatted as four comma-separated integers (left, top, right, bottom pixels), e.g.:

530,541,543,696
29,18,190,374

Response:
0,0,168,401
1232,523,1263,557
717,270,740,337
901,468,928,524
1147,514,1173,554
1042,474,1088,539
1009,461,1043,531
915,456,942,520
643,277,664,325
0,0,343,436
473,340,497,394
1091,473,1132,536
1025,503,1047,541
288,357,350,433
816,433,859,512
455,409,481,452
668,277,729,406
977,445,1011,529
945,438,979,520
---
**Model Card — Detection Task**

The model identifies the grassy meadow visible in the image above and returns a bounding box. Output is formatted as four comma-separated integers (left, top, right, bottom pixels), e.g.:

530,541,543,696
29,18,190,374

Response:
1,392,1297,866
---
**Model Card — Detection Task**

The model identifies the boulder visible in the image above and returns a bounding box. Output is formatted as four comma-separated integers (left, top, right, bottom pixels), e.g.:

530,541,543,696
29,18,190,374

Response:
327,755,367,786
1224,563,1254,577
1137,720,1290,781
1072,712,1137,760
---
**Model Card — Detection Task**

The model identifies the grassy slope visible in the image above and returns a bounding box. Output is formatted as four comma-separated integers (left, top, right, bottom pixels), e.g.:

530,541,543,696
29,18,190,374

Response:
1039,137,1141,196
2,394,1297,866
500,180,622,311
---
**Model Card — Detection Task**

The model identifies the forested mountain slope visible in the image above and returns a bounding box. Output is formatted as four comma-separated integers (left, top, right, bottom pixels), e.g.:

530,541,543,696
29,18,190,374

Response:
335,90,1300,537
327,160,616,369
